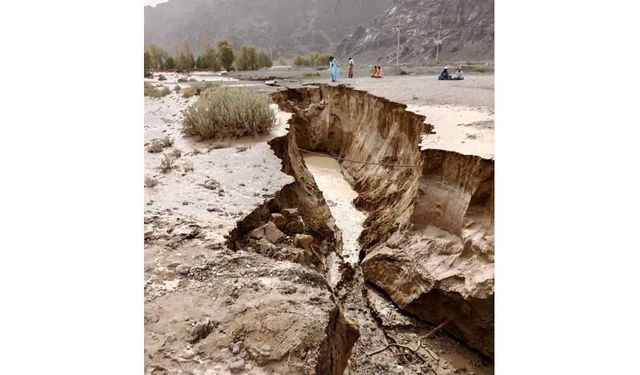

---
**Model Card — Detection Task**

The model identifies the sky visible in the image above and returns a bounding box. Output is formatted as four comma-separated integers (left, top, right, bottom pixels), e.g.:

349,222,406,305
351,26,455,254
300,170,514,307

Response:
144,0,169,6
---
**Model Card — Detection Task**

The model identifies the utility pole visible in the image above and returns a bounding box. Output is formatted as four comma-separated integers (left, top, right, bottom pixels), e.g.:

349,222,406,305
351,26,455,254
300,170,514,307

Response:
435,19,443,66
396,25,400,68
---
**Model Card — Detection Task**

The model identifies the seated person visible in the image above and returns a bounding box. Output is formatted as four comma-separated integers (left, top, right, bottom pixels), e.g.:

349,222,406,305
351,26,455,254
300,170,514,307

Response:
371,66,383,78
438,67,451,80
452,67,464,80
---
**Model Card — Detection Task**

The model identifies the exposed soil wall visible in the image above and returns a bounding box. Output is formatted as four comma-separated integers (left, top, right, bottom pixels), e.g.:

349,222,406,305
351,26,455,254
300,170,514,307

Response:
272,85,431,251
272,85,495,358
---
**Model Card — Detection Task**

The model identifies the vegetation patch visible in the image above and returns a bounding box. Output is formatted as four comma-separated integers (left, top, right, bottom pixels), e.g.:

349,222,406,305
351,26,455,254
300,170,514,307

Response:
147,136,174,153
144,83,171,98
183,87,274,140
144,176,159,188
293,52,333,67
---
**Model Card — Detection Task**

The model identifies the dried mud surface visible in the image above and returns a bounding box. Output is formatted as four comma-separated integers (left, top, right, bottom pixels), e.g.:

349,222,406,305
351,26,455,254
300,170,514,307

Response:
145,83,494,374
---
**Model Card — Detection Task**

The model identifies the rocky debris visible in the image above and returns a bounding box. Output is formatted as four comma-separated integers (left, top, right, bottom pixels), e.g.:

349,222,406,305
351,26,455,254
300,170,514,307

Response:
249,221,285,244
284,216,305,235
269,213,286,230
294,233,314,250
145,250,359,374
229,358,245,373
231,341,242,355
200,178,221,190
188,317,215,344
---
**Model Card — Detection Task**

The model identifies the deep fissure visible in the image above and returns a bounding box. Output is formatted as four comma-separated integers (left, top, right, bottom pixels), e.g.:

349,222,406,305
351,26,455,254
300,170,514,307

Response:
226,84,494,373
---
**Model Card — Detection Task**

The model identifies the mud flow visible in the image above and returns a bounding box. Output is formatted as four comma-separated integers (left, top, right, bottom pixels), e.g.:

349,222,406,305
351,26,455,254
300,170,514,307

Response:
145,84,494,375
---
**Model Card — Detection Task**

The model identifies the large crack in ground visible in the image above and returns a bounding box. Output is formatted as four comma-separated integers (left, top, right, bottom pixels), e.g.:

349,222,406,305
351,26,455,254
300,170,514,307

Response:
144,84,494,374
225,84,494,374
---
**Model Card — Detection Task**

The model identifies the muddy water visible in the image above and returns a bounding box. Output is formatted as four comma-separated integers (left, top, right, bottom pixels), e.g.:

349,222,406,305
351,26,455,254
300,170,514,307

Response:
302,153,366,268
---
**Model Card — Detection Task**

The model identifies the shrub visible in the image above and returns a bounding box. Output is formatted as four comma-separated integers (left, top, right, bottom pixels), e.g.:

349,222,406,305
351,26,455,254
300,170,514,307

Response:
182,160,194,173
144,83,171,98
146,136,174,153
176,42,195,72
144,176,159,188
303,71,321,77
174,84,181,92
256,51,272,69
183,87,275,139
293,52,332,67
182,87,199,98
236,45,258,71
170,148,182,159
159,154,176,173
217,39,235,71
164,57,176,70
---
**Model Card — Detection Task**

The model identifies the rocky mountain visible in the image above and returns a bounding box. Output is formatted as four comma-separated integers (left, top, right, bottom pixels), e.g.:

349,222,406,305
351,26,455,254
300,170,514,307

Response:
144,0,392,57
336,0,494,64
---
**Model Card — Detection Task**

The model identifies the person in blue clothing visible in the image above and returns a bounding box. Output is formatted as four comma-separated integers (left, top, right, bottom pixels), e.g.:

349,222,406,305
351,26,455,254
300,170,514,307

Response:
329,56,340,82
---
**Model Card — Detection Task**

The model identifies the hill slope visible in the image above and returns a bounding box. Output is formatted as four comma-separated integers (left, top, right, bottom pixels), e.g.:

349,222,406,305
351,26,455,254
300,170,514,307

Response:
144,0,392,56
336,0,494,64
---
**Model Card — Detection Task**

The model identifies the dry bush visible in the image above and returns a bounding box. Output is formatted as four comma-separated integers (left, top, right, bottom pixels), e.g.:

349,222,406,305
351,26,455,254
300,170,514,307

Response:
146,136,174,153
182,87,200,98
174,84,182,92
144,176,159,188
303,71,321,77
170,148,182,159
183,87,275,140
144,83,171,98
159,154,176,174
191,147,201,155
182,160,194,173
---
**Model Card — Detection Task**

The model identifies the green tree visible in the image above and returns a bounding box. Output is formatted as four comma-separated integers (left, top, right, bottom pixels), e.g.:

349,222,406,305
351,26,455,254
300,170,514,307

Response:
144,51,153,77
201,44,220,71
145,44,170,69
164,56,176,69
256,50,273,69
176,42,195,72
217,39,235,71
195,55,208,69
236,45,258,71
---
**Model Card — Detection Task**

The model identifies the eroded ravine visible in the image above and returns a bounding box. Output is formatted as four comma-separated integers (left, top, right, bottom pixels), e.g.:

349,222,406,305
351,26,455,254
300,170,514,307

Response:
219,84,495,374
270,84,495,373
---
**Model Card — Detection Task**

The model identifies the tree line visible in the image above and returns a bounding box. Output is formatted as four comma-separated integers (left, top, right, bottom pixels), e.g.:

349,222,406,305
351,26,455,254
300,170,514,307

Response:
144,40,273,75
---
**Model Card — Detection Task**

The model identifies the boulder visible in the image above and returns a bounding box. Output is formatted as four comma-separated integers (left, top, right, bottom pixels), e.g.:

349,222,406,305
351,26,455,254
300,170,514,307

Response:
293,234,313,250
158,74,167,81
284,218,305,235
263,222,285,243
269,213,286,230
280,208,299,220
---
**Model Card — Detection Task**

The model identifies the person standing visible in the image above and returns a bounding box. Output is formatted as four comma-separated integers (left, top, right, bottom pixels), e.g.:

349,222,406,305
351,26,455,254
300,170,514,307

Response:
348,57,354,78
329,57,340,82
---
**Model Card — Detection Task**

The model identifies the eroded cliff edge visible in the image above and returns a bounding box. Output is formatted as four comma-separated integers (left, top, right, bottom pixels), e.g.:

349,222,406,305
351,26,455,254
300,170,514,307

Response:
273,84,494,358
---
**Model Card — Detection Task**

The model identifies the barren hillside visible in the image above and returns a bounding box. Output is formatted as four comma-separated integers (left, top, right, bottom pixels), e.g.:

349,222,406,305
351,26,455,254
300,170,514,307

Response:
144,0,392,56
336,0,494,64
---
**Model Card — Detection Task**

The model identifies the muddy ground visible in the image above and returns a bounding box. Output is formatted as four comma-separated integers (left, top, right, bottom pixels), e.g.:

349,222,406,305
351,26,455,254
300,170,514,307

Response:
144,72,494,374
